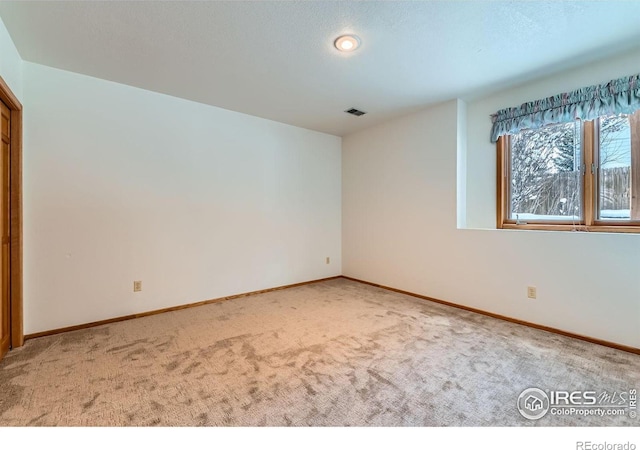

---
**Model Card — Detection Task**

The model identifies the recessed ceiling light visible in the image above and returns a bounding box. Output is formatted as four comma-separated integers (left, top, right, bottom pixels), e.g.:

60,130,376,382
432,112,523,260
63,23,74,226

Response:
334,35,361,52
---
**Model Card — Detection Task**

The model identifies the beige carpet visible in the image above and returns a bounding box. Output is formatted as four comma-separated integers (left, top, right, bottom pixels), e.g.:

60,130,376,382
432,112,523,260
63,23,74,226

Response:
0,278,638,426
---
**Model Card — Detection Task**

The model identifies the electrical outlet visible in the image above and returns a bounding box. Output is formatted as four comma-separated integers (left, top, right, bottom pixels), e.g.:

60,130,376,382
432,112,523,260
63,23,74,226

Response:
133,280,142,292
527,286,537,299
326,257,330,264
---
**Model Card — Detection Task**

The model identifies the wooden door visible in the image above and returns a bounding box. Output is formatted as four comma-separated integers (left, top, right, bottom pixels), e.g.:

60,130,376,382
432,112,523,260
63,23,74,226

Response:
0,100,9,361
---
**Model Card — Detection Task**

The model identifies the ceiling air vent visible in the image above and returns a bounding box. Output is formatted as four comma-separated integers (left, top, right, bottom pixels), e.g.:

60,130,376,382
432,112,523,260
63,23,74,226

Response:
345,108,366,117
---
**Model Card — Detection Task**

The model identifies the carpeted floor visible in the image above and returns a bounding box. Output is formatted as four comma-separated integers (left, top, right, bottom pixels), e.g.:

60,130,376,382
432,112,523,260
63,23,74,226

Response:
0,278,638,426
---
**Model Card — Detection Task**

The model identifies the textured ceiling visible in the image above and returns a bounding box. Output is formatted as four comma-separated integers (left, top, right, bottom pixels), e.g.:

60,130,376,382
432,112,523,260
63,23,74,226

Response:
1,1,640,136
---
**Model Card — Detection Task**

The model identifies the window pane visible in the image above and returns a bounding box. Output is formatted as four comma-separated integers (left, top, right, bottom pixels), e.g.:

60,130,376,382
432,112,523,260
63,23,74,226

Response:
598,114,631,221
509,121,582,222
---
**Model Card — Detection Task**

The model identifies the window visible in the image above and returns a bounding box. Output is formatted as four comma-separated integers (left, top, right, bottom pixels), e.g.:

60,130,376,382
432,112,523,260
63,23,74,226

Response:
497,110,640,232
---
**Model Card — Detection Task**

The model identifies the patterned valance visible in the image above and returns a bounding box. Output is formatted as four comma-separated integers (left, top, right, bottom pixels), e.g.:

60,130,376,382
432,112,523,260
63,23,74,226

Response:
490,73,640,143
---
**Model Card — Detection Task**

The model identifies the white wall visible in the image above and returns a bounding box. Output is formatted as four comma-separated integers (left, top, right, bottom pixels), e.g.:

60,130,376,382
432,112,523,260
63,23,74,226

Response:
7,13,639,346
343,52,640,347
24,62,341,334
0,16,22,101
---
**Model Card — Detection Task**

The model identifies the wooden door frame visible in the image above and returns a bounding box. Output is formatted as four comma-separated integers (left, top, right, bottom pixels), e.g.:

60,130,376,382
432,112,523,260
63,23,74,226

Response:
0,76,23,348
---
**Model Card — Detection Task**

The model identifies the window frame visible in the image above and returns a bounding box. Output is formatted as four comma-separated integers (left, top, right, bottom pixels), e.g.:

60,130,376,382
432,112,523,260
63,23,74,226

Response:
496,112,640,233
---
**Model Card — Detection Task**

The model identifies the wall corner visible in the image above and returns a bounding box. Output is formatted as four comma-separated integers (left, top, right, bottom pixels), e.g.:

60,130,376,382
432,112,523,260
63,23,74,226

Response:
456,99,468,229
